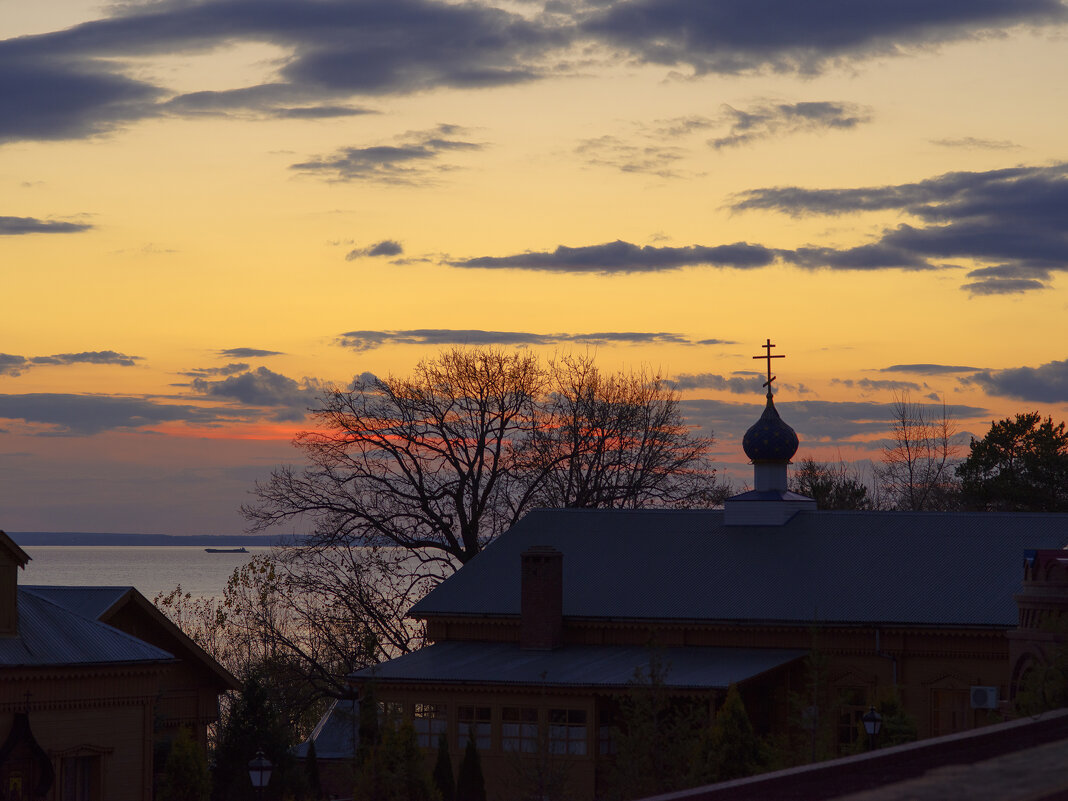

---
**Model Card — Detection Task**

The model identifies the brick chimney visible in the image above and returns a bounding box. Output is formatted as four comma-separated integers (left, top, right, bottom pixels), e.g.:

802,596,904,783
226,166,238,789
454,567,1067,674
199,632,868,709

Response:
521,546,563,651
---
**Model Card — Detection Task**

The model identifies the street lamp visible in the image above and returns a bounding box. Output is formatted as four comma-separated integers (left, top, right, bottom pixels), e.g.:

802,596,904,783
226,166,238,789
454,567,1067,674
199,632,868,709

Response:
862,706,882,752
248,750,273,798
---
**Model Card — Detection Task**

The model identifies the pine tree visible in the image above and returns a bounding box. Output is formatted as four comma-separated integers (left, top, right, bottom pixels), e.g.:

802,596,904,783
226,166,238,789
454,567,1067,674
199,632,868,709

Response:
158,727,210,801
707,684,763,782
455,736,486,801
433,734,455,801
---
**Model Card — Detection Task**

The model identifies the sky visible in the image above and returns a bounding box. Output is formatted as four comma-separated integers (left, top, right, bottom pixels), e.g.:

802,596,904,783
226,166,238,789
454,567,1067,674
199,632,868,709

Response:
2,0,1067,535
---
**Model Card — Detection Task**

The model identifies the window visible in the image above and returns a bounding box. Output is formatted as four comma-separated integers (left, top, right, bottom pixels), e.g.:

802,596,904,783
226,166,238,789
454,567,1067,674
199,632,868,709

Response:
835,687,866,753
413,704,448,749
458,706,491,751
61,756,100,801
549,709,587,755
502,707,539,753
377,701,404,724
931,689,969,736
597,708,618,756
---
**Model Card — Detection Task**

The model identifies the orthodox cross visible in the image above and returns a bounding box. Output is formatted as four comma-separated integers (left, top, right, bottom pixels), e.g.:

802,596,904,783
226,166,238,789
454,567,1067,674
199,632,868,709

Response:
753,338,785,398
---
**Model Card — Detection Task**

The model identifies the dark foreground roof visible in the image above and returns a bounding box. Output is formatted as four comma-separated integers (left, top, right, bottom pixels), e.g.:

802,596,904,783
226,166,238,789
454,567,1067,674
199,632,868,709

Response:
23,586,130,620
0,589,173,667
351,642,804,690
412,508,1068,627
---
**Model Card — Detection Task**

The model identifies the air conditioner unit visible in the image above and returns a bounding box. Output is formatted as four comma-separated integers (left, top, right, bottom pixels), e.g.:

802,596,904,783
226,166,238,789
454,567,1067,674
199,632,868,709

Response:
971,686,999,709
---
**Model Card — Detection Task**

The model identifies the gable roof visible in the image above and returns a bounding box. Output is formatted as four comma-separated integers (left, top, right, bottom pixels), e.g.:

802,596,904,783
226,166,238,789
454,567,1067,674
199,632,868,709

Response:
25,585,239,690
411,508,1068,628
0,588,173,667
0,530,29,569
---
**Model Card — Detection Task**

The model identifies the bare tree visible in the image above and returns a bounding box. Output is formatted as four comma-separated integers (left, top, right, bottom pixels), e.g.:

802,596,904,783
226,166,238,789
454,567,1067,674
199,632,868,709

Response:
876,392,961,510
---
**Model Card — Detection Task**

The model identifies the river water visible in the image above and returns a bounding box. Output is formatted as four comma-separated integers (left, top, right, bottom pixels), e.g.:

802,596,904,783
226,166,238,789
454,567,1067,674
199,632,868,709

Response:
19,546,272,600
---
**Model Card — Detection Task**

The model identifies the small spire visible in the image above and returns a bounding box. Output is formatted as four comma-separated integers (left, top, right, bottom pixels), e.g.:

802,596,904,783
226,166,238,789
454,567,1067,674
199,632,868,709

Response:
753,338,785,400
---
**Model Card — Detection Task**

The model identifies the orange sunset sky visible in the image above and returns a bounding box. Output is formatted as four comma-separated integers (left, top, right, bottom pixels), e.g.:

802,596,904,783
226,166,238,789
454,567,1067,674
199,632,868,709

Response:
2,0,1067,534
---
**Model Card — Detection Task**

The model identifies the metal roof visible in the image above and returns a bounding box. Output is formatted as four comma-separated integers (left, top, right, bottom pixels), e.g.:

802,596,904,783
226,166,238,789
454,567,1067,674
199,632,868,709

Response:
351,641,805,690
411,508,1068,627
0,588,173,667
23,586,130,620
292,699,358,760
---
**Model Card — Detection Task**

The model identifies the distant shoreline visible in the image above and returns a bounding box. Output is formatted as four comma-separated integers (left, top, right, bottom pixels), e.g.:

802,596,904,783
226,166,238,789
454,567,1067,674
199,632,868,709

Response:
8,532,297,547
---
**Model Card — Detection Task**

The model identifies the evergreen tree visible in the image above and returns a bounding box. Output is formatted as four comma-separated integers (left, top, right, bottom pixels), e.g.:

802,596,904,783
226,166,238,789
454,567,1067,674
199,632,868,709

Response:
433,734,454,801
304,738,322,800
158,727,210,801
355,722,439,801
212,671,306,800
707,684,763,782
455,736,487,801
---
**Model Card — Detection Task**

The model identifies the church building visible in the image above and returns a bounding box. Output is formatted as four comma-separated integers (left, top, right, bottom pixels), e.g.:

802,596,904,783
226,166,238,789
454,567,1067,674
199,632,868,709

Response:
345,343,1068,800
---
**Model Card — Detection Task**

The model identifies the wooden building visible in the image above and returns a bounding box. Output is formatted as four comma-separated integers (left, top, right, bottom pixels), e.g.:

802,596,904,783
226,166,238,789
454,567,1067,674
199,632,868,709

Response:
0,531,236,800
344,388,1068,800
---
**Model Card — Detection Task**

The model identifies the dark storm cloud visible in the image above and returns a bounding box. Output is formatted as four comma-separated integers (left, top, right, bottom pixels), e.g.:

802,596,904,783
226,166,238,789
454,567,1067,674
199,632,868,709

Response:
965,359,1068,403
668,373,765,393
292,125,483,183
582,0,1065,76
880,364,981,375
0,0,559,142
346,240,404,260
731,163,1068,293
191,367,323,420
0,216,92,234
450,240,776,273
336,329,701,351
710,101,871,149
0,393,233,435
217,348,284,358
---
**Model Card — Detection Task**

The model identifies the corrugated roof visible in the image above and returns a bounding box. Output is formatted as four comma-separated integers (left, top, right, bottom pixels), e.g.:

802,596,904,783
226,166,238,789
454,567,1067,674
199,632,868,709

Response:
411,508,1068,627
351,641,805,689
23,586,131,620
0,589,173,667
292,699,358,760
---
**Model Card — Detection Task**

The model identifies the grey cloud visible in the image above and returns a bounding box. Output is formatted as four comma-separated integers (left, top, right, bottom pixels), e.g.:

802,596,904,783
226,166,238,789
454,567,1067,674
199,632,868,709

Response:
965,359,1068,403
218,348,283,358
191,366,322,421
29,350,140,367
162,83,376,119
575,135,688,178
732,163,1068,293
346,240,404,260
0,350,140,375
0,0,559,142
710,101,871,149
0,216,92,234
931,137,1019,150
784,243,936,271
682,397,987,446
336,329,701,352
669,373,765,393
880,364,981,375
832,378,923,392
0,393,234,435
291,125,483,183
181,362,251,378
582,0,1065,76
0,354,29,376
450,240,776,273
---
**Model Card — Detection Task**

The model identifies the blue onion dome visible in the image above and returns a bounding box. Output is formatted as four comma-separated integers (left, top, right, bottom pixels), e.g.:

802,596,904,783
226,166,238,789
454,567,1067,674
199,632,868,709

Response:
742,396,799,463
